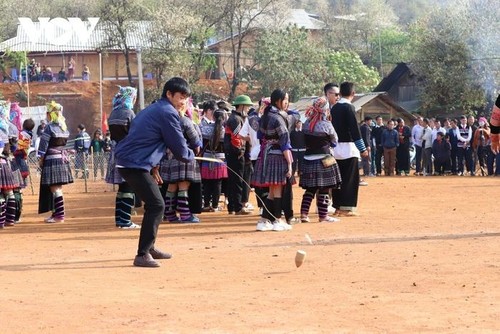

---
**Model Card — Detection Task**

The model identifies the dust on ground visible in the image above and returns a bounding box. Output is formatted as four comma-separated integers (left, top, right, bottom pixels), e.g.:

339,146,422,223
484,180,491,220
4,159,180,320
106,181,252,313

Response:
1,175,498,333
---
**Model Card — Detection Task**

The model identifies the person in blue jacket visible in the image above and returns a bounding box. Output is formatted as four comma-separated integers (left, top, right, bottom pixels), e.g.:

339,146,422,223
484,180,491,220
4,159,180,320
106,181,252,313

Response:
115,77,195,268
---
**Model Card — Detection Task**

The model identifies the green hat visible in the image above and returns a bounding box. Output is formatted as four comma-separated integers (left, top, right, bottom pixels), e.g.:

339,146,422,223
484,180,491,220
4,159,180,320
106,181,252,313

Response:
232,95,254,106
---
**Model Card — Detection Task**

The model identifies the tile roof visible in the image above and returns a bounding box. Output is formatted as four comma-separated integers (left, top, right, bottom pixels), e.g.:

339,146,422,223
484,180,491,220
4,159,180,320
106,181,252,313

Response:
0,20,153,52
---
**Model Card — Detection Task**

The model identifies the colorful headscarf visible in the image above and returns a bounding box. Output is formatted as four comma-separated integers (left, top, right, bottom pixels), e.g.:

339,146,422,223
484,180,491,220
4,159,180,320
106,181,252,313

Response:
10,102,23,132
179,97,195,120
259,97,271,114
47,101,67,131
305,96,329,132
112,86,137,112
0,100,12,133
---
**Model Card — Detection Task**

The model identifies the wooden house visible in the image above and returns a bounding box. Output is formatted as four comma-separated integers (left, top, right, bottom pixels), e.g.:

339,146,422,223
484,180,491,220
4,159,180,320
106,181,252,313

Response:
373,62,421,113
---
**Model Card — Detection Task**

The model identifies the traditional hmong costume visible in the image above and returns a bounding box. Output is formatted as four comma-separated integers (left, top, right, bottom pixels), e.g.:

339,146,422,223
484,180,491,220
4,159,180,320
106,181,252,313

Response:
299,97,342,223
251,106,291,187
8,121,22,187
12,105,33,222
8,102,27,223
199,111,228,210
251,104,292,229
37,101,73,222
105,86,139,229
0,101,19,228
160,115,202,222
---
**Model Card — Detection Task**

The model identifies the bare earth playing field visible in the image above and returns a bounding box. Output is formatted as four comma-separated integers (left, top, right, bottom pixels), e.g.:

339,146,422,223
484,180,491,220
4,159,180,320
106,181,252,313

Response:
1,175,499,333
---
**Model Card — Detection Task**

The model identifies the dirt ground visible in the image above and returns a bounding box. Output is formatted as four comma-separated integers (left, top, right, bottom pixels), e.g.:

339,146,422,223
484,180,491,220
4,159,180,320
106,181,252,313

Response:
0,175,499,333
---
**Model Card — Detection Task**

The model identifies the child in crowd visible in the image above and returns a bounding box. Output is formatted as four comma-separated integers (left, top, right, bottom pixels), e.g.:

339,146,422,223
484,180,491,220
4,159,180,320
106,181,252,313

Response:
13,118,35,223
432,131,451,175
91,129,105,179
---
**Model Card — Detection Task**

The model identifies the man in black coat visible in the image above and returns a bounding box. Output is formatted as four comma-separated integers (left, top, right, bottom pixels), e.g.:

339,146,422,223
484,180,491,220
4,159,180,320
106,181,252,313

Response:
330,82,369,216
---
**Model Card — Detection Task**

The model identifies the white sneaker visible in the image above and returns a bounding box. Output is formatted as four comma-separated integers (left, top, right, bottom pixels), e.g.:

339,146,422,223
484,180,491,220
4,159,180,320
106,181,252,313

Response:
244,203,255,211
300,215,310,223
359,180,368,186
319,216,340,223
256,219,273,231
45,216,64,224
119,222,141,229
272,220,292,231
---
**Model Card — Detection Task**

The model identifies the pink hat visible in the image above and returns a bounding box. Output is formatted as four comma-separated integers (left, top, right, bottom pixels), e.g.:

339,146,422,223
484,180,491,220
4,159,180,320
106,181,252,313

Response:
479,117,487,124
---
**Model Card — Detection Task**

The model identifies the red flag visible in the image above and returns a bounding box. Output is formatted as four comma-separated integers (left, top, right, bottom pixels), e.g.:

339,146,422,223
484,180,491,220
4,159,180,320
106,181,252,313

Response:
102,112,108,133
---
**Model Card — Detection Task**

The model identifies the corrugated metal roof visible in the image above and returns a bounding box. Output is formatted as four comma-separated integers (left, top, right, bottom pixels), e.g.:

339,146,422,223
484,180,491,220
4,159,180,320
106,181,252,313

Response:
207,9,325,48
352,92,383,112
286,9,325,30
0,20,153,52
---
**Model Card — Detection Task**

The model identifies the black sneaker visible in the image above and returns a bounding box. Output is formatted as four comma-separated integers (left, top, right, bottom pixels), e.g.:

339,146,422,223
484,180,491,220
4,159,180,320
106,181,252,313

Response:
133,253,160,268
150,248,172,260
235,208,251,215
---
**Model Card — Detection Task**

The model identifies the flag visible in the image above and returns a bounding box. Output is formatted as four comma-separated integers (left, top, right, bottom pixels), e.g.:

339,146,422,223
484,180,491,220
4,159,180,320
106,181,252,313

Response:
101,111,108,133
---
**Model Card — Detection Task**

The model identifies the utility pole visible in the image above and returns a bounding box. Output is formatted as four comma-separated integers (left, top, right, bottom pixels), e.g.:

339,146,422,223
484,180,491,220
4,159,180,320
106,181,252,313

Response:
136,47,145,110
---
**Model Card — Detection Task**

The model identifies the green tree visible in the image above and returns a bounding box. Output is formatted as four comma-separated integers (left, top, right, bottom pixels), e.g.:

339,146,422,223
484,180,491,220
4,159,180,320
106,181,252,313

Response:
367,27,412,77
143,0,216,88
326,51,380,93
218,0,287,99
98,0,147,86
252,26,328,101
0,50,27,92
408,0,499,116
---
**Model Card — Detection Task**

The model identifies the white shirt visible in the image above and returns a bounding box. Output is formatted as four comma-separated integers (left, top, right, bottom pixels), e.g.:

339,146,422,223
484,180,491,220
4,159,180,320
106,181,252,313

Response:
420,126,433,149
431,127,446,143
332,98,361,160
411,124,423,146
239,117,260,160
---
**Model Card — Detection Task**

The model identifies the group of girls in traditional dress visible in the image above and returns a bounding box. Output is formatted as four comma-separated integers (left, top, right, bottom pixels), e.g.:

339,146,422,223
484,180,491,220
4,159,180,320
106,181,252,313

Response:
1,83,346,235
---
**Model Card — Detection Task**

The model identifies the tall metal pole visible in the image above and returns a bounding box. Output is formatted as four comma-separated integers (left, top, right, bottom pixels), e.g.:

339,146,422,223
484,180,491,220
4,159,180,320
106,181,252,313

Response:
25,52,30,108
99,51,103,130
378,28,383,78
136,47,145,110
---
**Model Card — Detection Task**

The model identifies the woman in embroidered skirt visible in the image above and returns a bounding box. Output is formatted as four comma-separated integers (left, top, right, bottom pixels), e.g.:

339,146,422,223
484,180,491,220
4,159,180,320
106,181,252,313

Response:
200,109,228,212
8,102,31,224
160,105,202,223
0,101,20,228
12,107,35,223
251,89,293,232
37,101,74,223
299,97,342,223
105,86,140,229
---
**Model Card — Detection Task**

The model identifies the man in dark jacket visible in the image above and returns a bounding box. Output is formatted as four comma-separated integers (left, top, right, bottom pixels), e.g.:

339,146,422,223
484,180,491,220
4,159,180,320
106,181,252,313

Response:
360,116,373,177
371,115,385,176
224,95,254,215
330,82,369,216
74,123,91,178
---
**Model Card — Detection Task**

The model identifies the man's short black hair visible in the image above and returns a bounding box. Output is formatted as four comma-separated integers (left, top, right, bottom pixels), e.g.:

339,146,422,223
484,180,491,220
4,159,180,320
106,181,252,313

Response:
364,116,373,121
339,81,355,97
78,123,85,130
23,118,35,131
162,77,190,98
323,82,338,96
